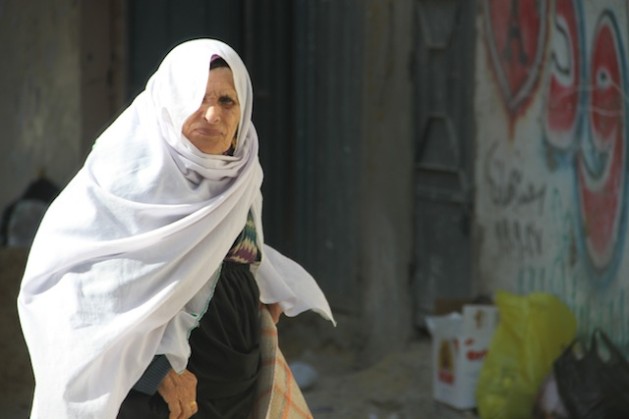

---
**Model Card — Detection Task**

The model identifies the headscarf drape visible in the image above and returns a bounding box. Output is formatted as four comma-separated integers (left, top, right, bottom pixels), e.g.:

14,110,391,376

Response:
17,39,333,419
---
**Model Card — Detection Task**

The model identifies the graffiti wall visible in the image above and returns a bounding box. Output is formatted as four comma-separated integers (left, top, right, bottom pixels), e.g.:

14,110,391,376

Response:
476,0,629,348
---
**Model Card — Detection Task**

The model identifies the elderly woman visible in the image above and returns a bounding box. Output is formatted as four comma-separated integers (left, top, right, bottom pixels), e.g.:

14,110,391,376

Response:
18,39,334,419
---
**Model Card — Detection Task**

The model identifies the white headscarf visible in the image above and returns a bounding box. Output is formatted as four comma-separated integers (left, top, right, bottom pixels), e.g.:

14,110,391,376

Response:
18,39,334,419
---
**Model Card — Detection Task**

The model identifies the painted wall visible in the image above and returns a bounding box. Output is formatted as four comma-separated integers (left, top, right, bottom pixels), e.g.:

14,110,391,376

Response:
475,0,629,349
0,0,81,214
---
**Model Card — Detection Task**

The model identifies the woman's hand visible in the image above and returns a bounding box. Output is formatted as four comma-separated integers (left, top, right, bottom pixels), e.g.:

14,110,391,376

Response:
265,303,283,324
157,368,198,419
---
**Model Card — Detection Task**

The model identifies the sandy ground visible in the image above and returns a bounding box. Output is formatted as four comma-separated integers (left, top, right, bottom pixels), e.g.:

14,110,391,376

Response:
294,343,477,418
1,247,476,419
279,314,477,419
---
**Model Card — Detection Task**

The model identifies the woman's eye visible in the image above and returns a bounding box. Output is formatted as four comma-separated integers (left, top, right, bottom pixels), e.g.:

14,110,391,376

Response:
219,96,235,107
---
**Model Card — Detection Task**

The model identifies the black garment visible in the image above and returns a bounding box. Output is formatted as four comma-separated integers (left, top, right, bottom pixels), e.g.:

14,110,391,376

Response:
116,391,168,419
188,261,261,418
117,261,261,419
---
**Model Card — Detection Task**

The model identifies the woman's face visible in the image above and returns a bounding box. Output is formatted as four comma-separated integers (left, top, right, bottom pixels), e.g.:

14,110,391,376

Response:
182,67,240,154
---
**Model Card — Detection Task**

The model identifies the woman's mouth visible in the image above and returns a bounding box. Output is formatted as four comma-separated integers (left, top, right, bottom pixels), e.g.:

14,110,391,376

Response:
193,127,221,137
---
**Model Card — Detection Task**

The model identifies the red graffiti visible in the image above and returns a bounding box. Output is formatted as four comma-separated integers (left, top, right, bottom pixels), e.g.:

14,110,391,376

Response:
544,0,581,149
578,14,626,271
484,0,549,116
544,5,627,284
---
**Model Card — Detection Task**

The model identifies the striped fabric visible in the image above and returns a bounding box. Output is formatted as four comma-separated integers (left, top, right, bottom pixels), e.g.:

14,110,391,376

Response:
251,309,313,419
225,210,260,264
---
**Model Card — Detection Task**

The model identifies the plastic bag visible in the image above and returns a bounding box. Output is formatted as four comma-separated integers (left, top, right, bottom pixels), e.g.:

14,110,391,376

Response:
476,291,577,419
532,369,570,419
554,328,629,419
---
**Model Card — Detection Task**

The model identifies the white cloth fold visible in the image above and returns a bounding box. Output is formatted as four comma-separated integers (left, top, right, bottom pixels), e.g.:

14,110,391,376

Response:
17,39,334,419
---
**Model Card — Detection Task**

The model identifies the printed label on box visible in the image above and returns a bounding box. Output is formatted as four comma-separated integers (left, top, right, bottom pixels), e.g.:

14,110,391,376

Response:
426,305,499,410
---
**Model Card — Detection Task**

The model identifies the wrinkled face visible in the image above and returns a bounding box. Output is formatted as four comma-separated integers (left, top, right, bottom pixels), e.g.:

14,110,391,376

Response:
182,67,240,155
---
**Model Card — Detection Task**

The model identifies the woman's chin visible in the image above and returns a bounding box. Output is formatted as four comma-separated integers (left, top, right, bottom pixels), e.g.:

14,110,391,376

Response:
189,137,229,155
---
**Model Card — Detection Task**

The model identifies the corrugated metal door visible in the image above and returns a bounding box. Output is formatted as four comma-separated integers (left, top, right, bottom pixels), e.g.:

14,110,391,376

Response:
291,0,363,310
127,0,244,99
412,0,476,325
241,0,295,258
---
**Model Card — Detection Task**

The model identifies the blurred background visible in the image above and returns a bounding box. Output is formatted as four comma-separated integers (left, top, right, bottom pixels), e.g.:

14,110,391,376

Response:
2,0,629,417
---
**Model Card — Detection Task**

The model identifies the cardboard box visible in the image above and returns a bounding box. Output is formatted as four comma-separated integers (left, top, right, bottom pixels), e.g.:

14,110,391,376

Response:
426,304,499,410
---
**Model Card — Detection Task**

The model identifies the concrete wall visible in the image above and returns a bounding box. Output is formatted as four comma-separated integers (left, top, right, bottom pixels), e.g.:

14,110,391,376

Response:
475,0,629,349
0,0,81,214
358,0,415,361
0,0,126,223
0,1,84,413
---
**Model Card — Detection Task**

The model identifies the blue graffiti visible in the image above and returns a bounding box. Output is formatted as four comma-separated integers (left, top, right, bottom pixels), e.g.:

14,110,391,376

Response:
543,4,629,289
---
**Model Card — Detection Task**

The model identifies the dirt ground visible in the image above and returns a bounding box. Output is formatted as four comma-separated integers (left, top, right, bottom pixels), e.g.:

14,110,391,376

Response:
1,247,476,419
0,248,34,418
279,314,477,419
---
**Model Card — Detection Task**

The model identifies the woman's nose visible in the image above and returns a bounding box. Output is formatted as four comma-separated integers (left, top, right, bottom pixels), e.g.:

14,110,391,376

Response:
204,105,220,123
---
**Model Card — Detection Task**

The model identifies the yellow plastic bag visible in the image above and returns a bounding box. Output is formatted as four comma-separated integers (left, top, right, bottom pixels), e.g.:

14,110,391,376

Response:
476,291,577,419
